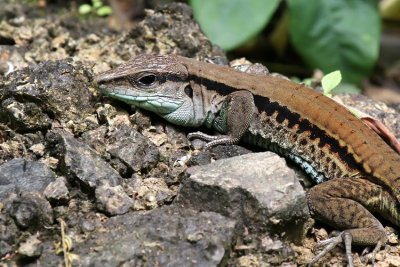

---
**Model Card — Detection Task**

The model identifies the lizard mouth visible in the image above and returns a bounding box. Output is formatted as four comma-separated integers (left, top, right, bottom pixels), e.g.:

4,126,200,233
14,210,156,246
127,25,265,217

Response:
104,91,183,114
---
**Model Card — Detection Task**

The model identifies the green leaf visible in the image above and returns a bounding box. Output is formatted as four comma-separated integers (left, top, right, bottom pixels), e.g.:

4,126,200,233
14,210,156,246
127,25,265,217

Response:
96,6,112,16
322,70,342,96
78,4,92,15
288,0,380,84
92,0,103,9
190,0,279,50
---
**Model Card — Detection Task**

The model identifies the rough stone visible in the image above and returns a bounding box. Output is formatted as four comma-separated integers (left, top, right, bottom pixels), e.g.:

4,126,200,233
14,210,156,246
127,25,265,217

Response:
187,144,252,167
0,240,12,258
0,213,18,244
177,152,310,242
5,191,53,230
48,130,122,191
0,98,52,132
0,60,97,128
106,125,159,173
43,176,70,205
0,125,46,164
18,234,43,258
164,124,188,148
81,125,107,154
209,144,253,160
77,206,236,267
0,158,56,200
95,185,133,216
117,2,225,62
188,151,212,166
0,215,18,258
131,177,176,210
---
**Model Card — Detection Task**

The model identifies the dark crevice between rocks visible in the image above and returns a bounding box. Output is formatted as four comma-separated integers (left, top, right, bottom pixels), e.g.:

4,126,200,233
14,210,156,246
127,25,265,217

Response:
0,35,15,45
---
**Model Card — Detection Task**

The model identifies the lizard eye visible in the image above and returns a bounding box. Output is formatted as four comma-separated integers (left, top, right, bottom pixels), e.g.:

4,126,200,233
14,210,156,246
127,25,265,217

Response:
137,74,157,86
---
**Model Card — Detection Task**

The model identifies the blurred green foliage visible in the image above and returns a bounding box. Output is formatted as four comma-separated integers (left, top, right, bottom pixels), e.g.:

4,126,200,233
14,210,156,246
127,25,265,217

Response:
288,0,380,85
78,0,112,17
190,0,381,86
189,0,279,50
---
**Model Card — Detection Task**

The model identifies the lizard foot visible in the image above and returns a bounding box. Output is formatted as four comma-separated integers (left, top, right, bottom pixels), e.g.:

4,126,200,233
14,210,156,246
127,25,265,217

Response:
187,131,239,150
308,230,354,267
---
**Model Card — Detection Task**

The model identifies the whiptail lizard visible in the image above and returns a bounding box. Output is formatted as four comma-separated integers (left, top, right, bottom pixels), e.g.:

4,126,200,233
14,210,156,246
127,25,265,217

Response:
95,54,400,266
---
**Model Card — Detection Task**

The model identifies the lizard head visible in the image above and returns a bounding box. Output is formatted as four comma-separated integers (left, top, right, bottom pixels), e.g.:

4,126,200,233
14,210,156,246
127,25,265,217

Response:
95,54,194,124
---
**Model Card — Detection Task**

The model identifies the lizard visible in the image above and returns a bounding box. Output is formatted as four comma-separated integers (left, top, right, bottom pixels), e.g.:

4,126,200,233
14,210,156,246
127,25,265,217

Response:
95,54,400,266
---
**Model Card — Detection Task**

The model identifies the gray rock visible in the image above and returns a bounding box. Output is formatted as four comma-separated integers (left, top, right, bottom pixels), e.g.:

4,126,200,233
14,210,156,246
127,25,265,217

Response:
0,99,52,132
0,124,46,164
80,219,96,232
188,145,252,167
0,214,18,244
18,234,43,258
165,124,188,147
95,185,133,216
0,240,12,258
49,130,122,191
106,125,159,173
208,144,252,160
176,152,310,242
189,151,213,166
78,206,236,267
81,125,107,154
0,215,19,259
0,158,56,200
120,2,225,61
0,60,97,128
5,192,53,230
43,177,70,205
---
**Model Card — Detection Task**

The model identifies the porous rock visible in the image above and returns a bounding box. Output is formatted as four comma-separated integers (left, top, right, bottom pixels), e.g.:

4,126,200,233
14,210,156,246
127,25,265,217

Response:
43,176,70,205
0,158,56,200
77,206,236,267
95,185,133,216
18,234,43,258
106,125,159,173
47,130,122,191
5,191,53,230
0,60,97,130
177,152,310,242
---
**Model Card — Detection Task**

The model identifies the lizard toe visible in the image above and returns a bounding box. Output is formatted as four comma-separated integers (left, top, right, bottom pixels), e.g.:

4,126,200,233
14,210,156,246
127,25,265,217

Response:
361,240,383,266
308,231,354,267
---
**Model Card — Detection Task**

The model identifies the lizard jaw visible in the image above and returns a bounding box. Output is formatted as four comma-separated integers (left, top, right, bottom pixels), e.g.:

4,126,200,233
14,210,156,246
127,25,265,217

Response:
105,91,182,114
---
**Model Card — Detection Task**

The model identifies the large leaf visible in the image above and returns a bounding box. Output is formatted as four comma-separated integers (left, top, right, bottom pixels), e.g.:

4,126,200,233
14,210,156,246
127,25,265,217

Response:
288,0,380,84
190,0,279,50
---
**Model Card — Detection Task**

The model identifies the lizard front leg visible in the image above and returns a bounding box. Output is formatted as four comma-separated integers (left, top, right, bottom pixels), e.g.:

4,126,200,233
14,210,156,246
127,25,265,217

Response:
188,90,255,149
307,177,400,266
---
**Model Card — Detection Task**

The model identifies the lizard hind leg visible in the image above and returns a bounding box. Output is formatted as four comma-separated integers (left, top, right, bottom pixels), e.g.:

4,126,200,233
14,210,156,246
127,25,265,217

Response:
307,178,389,267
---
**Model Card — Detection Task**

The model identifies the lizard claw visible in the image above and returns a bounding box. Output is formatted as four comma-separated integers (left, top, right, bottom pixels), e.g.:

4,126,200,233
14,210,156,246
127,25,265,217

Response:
360,240,383,266
308,231,354,267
